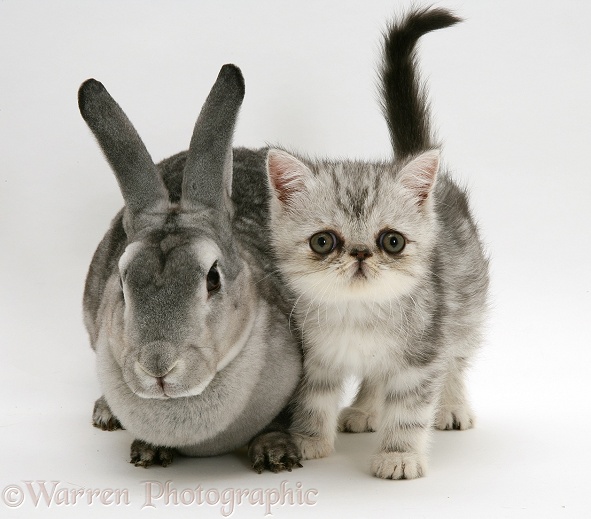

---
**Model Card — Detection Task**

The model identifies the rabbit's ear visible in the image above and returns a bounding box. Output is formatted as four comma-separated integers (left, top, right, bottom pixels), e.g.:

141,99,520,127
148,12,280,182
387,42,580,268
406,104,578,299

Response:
181,64,245,211
78,79,168,215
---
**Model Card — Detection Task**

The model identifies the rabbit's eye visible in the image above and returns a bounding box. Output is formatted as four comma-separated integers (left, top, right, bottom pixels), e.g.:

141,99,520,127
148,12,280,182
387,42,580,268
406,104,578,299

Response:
206,263,221,293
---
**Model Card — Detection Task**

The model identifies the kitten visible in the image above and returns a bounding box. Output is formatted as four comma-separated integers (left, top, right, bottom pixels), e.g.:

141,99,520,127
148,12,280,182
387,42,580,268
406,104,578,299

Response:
265,7,489,479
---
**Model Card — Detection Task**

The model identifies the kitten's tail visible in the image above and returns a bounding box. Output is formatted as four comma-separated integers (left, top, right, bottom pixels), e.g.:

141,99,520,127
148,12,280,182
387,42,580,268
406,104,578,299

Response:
381,7,461,160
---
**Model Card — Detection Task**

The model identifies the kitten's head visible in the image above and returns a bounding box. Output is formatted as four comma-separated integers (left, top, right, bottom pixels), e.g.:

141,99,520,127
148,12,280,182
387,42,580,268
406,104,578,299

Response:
266,149,440,303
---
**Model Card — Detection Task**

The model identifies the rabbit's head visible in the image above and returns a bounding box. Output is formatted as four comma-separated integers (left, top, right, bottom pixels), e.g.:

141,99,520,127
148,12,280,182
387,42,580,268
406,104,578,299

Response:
80,66,257,400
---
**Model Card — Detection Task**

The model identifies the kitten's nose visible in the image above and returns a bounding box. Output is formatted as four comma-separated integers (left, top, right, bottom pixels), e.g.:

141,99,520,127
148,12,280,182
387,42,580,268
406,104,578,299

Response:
350,248,373,261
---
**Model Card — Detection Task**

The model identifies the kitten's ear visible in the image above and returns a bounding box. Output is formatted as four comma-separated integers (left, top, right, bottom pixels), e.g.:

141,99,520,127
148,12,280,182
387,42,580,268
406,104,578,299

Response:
396,149,440,206
266,149,312,205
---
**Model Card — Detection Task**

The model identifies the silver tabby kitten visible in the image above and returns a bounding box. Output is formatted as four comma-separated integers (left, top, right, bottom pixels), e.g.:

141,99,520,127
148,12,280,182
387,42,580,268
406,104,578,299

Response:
265,8,489,479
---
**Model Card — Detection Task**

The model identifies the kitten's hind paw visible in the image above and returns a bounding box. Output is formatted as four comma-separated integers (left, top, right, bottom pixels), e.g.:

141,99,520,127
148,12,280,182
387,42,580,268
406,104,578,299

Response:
130,440,175,468
338,406,378,433
293,433,334,460
248,431,303,474
434,405,475,431
92,396,123,431
371,451,426,480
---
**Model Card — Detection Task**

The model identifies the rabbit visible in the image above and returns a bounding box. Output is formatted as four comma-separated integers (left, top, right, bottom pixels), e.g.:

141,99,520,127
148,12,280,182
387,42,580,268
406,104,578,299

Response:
79,64,303,473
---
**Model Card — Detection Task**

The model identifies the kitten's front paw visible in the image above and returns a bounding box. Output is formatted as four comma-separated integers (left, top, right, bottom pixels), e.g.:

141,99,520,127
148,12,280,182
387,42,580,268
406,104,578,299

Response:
293,433,334,460
371,451,426,480
248,432,303,474
338,406,378,433
92,396,123,431
434,404,475,431
130,440,175,468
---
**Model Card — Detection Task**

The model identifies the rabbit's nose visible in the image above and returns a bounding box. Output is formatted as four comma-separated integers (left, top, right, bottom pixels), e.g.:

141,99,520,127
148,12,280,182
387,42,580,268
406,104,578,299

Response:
137,341,177,378
137,361,177,380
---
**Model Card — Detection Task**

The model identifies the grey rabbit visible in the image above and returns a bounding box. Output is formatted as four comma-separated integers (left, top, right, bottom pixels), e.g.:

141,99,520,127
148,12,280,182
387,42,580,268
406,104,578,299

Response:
79,64,302,473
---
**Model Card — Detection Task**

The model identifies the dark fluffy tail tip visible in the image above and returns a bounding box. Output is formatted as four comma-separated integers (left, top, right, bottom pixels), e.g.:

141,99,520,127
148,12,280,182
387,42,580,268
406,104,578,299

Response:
386,6,462,44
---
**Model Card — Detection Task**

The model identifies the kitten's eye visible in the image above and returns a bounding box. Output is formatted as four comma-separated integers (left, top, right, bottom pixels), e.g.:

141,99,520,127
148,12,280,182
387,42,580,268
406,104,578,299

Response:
206,263,221,293
309,232,338,255
378,231,406,254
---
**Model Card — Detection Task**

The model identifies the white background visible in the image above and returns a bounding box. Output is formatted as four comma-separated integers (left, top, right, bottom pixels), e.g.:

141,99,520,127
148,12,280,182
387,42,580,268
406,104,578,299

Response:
1,0,590,517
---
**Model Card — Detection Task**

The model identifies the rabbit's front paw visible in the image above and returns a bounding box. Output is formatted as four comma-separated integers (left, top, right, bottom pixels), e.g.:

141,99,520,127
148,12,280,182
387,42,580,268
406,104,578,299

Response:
371,451,426,480
130,440,174,468
293,433,333,460
338,406,378,433
248,431,303,474
92,396,123,431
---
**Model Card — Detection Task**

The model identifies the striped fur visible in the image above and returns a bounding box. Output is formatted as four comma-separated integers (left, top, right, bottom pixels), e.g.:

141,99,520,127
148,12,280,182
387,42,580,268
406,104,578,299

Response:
266,8,489,479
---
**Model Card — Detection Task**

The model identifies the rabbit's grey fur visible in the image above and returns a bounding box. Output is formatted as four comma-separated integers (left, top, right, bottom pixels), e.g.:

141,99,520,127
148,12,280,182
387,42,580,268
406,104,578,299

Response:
81,65,301,470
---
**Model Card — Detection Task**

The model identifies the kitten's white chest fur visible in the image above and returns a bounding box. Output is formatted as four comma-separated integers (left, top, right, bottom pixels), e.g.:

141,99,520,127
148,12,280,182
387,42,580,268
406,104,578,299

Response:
300,300,405,375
